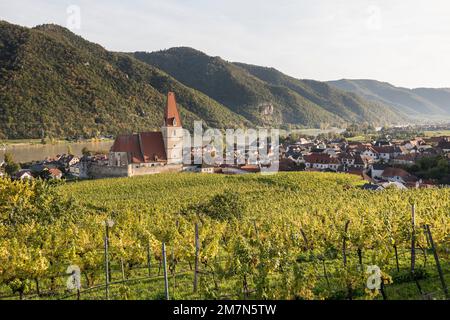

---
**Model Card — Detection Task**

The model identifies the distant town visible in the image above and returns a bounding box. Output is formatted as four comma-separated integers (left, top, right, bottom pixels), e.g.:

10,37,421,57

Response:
1,93,449,190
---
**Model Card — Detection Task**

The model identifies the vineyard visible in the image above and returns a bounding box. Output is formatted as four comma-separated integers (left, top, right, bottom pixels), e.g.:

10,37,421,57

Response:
0,172,449,300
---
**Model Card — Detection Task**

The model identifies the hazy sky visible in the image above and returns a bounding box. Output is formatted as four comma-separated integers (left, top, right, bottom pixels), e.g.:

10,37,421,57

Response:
1,0,450,88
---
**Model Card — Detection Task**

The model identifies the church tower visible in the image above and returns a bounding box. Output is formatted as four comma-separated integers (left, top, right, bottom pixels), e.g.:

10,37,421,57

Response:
161,92,184,164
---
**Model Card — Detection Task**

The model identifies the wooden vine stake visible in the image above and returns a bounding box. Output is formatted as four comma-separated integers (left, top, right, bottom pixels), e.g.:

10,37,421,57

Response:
104,223,110,300
424,224,448,299
147,238,152,277
393,242,400,272
342,220,350,267
162,242,170,300
193,222,200,293
342,220,352,300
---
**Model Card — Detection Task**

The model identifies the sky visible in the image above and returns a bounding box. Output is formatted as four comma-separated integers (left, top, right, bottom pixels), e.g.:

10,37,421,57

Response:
1,0,450,89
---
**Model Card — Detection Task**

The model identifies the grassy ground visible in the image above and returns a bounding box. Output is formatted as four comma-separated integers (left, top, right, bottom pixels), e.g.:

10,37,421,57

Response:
423,130,450,137
346,135,372,142
1,250,447,300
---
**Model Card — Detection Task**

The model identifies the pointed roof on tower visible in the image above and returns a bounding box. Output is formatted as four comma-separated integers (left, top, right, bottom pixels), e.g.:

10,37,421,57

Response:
164,92,182,127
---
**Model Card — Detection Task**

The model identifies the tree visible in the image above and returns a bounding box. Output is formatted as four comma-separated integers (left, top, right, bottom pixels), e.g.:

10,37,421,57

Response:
3,152,20,176
81,147,91,156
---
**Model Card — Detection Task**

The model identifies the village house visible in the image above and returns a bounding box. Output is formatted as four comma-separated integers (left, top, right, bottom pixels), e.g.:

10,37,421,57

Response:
45,168,63,179
380,167,418,184
360,146,379,162
372,146,402,162
13,169,34,180
371,163,389,180
438,139,450,153
391,154,418,166
304,153,341,171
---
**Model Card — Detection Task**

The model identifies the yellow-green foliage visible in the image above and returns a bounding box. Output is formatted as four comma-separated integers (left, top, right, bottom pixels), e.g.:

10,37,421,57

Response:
1,173,449,299
60,172,449,299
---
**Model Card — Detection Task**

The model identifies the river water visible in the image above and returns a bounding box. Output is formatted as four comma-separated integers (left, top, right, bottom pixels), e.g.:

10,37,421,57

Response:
0,141,114,163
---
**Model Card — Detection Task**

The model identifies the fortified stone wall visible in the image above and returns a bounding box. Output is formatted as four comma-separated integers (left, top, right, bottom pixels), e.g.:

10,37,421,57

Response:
87,163,183,179
88,163,130,179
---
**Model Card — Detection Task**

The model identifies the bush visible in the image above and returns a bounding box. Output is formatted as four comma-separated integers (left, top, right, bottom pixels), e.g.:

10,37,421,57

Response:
391,267,430,284
183,191,247,221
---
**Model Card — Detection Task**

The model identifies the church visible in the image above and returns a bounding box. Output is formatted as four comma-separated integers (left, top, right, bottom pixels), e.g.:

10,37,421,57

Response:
89,92,185,178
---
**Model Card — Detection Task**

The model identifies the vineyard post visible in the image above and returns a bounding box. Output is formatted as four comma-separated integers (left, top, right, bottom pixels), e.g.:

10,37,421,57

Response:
342,220,350,267
425,224,448,299
121,258,125,281
342,220,352,300
172,220,179,290
393,243,400,272
357,248,363,268
104,223,110,300
411,204,416,275
300,228,309,250
322,259,331,289
253,220,259,240
104,219,114,300
194,222,200,293
35,279,40,297
162,242,170,300
172,245,176,293
147,239,152,277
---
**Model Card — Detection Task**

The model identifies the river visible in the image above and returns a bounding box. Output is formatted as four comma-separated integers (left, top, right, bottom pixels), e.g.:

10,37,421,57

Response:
0,141,114,163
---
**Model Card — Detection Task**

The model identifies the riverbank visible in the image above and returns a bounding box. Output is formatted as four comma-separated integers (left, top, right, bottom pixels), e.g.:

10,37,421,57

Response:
0,138,113,147
0,139,114,163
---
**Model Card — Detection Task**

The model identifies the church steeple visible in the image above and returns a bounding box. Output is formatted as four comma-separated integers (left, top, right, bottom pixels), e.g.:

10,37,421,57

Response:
164,92,182,127
161,92,184,164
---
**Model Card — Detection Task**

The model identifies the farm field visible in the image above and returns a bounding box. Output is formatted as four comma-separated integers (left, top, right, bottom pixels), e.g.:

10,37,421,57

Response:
0,172,449,300
423,130,450,137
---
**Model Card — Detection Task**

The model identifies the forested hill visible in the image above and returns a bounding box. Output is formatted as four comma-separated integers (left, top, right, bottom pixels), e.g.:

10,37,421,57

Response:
0,21,249,139
133,47,407,128
0,21,416,139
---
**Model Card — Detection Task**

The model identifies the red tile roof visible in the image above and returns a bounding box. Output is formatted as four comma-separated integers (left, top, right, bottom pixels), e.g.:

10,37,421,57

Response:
381,167,417,182
304,153,340,164
373,146,396,154
111,132,167,163
164,92,182,127
48,168,62,176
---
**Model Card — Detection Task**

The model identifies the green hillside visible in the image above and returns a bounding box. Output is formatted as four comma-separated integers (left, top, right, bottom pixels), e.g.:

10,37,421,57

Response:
235,62,405,125
0,21,249,139
328,79,450,119
134,47,407,128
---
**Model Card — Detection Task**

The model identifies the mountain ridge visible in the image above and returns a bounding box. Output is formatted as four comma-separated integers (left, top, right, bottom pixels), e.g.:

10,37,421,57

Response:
327,79,450,119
